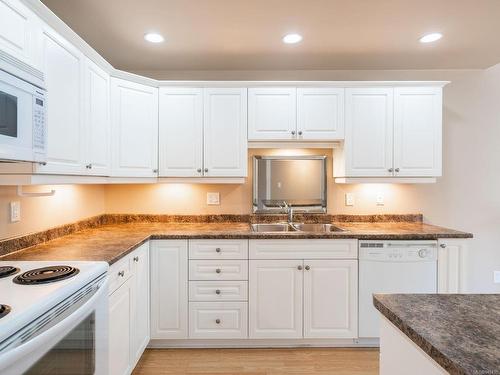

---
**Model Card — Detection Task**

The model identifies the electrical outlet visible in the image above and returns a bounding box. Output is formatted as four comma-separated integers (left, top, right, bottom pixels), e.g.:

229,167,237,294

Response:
376,193,384,206
345,193,354,206
206,192,220,205
10,201,21,222
494,271,500,284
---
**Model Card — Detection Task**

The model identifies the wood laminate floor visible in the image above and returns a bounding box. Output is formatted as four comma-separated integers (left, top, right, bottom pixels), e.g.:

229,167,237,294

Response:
132,348,379,375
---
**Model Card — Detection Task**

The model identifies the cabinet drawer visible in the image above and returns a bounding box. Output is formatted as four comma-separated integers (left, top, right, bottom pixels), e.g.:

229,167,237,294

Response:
189,240,248,259
108,255,132,294
249,239,358,259
189,302,248,339
189,281,248,301
189,260,248,280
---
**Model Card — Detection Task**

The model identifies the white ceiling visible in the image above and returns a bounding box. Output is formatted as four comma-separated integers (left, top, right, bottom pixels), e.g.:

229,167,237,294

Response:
41,0,500,71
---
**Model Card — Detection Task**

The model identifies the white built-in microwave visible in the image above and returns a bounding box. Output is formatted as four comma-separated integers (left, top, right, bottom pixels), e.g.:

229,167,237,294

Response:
0,69,47,163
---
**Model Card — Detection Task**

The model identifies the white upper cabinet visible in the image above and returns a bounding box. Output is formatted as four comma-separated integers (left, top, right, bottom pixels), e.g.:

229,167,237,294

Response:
35,27,85,175
394,87,442,177
84,59,110,176
204,88,247,177
159,87,203,177
248,87,296,140
111,78,158,177
343,88,394,177
159,87,247,178
0,0,40,70
297,88,344,140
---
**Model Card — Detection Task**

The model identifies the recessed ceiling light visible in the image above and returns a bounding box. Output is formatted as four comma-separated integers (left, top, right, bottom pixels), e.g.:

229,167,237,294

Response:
419,32,443,43
144,32,164,43
283,33,303,44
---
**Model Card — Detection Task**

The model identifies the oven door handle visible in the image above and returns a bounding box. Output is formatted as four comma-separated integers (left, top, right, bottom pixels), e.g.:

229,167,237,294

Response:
0,277,108,375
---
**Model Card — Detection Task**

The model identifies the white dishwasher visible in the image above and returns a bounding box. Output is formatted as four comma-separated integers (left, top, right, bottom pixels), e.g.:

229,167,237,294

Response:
359,240,437,339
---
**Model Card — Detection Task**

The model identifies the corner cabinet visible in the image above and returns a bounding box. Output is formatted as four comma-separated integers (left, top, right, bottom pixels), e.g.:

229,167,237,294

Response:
111,78,158,177
158,87,247,178
335,86,443,179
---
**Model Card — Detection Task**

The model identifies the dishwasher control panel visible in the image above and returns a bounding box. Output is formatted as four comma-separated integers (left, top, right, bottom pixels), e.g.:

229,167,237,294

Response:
359,241,437,261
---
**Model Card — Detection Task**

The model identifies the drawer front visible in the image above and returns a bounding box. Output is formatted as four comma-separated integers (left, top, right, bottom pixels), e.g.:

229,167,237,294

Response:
108,255,132,294
249,239,358,259
189,260,248,281
189,240,248,259
189,302,248,339
189,281,248,302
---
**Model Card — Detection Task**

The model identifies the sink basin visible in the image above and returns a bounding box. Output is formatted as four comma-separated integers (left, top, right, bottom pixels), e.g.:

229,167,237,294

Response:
290,223,345,232
250,223,295,232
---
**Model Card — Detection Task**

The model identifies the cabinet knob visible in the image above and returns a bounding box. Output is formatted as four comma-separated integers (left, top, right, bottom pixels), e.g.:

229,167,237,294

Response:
215,247,221,253
204,168,209,173
118,270,125,277
305,265,310,271
86,163,92,169
215,319,221,324
297,265,303,270
197,168,202,173
395,168,400,172
215,289,221,295
298,131,303,136
39,162,47,166
291,130,296,136
216,268,222,274
440,243,447,248
133,256,139,262
153,169,158,173
388,168,394,172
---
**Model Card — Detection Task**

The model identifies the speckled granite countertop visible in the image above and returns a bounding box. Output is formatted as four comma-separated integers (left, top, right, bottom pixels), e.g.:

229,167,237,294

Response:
0,218,472,265
374,294,500,375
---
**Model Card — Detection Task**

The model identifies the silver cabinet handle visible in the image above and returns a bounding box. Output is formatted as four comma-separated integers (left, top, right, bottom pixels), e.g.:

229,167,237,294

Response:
133,256,139,262
215,289,221,295
297,265,303,270
440,243,447,248
204,168,208,173
118,270,125,277
388,168,394,172
39,162,47,166
298,131,303,136
291,130,296,135
305,265,310,271
395,168,400,172
216,268,221,274
197,168,202,173
215,319,221,324
86,163,92,169
215,247,221,253
153,169,158,173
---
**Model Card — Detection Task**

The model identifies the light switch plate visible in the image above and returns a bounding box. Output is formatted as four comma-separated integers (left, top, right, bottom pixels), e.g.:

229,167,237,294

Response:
376,193,385,206
10,201,21,222
494,271,500,284
345,193,354,206
207,192,220,205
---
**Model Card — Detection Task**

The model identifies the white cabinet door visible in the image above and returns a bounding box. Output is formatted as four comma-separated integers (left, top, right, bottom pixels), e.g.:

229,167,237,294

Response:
158,87,203,177
248,88,296,140
131,243,150,367
303,260,358,338
36,27,85,174
150,240,188,339
394,87,442,177
0,0,39,69
437,239,468,293
204,88,247,177
84,59,110,176
249,260,303,338
297,88,344,140
109,277,133,375
111,78,158,177
344,88,394,177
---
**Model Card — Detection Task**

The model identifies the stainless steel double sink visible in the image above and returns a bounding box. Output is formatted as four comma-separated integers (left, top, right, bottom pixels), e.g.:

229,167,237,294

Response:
250,223,344,233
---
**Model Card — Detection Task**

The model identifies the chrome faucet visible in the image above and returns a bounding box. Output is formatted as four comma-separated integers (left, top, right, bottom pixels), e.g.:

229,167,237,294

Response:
281,201,294,224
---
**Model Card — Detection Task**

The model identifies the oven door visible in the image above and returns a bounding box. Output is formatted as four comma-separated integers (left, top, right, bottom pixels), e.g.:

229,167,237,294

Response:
0,275,108,375
0,69,42,162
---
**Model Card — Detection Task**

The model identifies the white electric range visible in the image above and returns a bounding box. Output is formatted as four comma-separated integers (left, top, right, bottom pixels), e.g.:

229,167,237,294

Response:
0,260,109,375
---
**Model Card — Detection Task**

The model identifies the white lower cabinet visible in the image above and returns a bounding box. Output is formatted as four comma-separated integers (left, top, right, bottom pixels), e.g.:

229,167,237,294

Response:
108,242,150,375
150,240,188,339
189,302,248,339
437,239,468,293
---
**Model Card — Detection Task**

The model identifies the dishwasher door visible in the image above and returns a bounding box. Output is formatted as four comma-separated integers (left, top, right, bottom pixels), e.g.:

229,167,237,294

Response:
359,241,437,338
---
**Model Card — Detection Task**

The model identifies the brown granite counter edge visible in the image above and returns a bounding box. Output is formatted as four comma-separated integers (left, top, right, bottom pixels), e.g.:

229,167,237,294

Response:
373,295,466,375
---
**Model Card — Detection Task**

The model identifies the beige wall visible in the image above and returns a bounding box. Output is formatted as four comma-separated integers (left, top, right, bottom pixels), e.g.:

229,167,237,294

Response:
0,185,105,240
1,67,499,292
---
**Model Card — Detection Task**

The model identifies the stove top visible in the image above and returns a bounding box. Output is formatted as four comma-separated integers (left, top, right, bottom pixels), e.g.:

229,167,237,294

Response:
0,267,19,279
0,305,10,319
13,265,79,285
